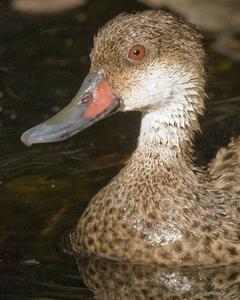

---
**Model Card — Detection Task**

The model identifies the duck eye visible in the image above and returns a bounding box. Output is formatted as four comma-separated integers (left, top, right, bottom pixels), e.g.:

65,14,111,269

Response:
128,45,146,61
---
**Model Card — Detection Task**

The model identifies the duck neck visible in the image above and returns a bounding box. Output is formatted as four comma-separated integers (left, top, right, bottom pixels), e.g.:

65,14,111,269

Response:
137,93,205,167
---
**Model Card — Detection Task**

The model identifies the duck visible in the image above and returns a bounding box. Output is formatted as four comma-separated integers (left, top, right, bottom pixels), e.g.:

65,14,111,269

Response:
21,10,240,267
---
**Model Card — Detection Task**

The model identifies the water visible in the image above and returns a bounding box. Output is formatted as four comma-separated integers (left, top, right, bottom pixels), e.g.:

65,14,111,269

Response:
0,0,240,299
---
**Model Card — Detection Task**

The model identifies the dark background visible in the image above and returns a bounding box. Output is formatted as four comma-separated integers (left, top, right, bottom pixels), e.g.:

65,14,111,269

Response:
0,0,240,298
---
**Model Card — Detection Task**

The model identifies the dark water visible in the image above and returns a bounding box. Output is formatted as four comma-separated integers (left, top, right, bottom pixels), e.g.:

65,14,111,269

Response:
0,0,240,299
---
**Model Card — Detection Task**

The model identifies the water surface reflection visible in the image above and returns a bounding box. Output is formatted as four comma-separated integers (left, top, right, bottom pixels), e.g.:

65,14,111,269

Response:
77,256,240,299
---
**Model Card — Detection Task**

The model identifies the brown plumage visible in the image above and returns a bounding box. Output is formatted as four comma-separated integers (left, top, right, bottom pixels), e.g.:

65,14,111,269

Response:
209,137,240,193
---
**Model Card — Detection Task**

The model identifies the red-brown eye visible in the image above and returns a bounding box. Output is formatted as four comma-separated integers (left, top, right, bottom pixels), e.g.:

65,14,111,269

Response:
128,45,146,61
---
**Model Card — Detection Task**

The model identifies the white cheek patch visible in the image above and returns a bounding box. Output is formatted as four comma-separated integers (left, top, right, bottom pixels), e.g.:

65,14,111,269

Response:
123,64,173,111
123,63,201,112
121,63,205,149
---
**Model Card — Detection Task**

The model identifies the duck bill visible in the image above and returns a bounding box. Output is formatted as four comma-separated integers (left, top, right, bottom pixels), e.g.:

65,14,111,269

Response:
21,73,122,146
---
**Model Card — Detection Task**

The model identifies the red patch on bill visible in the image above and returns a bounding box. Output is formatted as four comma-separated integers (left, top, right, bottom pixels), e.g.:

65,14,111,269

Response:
84,80,114,118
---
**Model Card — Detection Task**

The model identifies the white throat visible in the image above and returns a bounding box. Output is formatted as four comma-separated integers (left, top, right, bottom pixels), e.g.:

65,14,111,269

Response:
135,64,205,157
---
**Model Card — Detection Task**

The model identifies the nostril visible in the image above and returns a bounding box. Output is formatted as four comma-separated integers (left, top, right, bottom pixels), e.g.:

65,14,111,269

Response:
78,92,93,105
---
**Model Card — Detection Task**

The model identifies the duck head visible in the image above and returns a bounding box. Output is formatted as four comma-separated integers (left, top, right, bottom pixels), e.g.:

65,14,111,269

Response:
21,10,206,147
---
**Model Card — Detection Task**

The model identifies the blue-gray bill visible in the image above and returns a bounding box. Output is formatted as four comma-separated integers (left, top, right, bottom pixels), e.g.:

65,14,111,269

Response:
21,72,122,146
